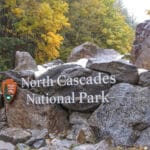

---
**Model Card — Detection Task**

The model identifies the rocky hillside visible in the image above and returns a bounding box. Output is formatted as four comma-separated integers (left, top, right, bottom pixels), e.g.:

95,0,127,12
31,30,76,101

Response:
0,22,150,150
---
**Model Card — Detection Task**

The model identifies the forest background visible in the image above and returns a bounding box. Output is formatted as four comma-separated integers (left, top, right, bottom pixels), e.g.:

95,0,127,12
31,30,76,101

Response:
0,0,138,71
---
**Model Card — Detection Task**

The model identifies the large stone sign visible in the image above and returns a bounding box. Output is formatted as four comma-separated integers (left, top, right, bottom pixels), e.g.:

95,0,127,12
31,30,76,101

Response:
0,50,150,149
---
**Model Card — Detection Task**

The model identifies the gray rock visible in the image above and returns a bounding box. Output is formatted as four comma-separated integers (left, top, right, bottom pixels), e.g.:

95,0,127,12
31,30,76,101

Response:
135,127,150,147
73,140,113,150
2,70,34,87
67,112,95,143
42,59,64,68
49,133,56,139
15,143,30,150
5,87,69,133
69,112,90,125
72,144,95,150
47,138,77,150
5,62,112,112
29,129,48,139
39,145,69,150
26,129,48,146
139,71,150,87
0,108,7,130
68,42,122,62
68,42,100,62
59,67,112,112
87,59,139,84
33,64,81,94
89,83,150,146
24,64,82,95
94,49,123,61
39,146,50,150
37,64,79,80
0,140,15,150
60,65,92,79
33,139,46,149
36,64,112,112
95,139,113,150
0,128,31,144
14,51,38,71
131,20,150,70
67,124,95,144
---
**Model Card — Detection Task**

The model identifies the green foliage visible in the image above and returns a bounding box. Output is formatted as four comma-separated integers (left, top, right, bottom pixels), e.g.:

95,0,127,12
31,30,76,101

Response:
60,0,134,61
0,37,26,71
0,0,34,70
0,56,9,71
0,0,69,68
12,0,70,63
0,0,135,66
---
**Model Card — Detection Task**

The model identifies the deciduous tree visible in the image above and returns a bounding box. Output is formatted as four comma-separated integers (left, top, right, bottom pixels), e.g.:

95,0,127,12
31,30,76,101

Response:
12,0,69,63
0,0,69,67
60,0,134,60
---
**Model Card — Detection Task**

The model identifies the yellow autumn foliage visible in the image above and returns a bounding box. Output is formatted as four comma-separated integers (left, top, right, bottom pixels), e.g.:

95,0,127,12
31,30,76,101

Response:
62,0,134,57
12,8,24,16
5,0,16,6
8,0,69,63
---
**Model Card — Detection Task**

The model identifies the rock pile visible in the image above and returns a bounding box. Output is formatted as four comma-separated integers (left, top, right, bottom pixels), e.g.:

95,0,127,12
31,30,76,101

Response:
0,40,150,149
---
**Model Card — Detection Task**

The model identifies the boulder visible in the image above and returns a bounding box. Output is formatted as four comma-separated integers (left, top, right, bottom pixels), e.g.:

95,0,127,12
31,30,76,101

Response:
33,64,84,95
68,42,122,62
59,68,111,112
89,83,150,146
26,129,48,146
68,42,100,62
67,112,95,143
35,64,111,112
0,128,31,144
0,140,15,150
135,127,150,147
138,71,150,87
5,87,69,133
4,63,112,112
131,20,150,70
14,51,38,71
87,59,139,84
